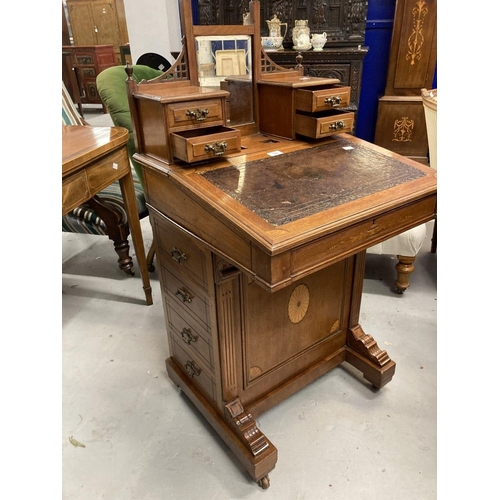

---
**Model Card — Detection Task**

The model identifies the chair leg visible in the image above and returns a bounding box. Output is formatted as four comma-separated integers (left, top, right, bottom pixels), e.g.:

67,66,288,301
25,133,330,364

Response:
146,237,156,272
431,218,437,253
395,255,416,294
87,196,134,275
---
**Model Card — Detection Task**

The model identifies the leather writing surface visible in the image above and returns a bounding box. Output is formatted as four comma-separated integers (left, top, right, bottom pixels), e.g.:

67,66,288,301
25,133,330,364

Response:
201,138,425,226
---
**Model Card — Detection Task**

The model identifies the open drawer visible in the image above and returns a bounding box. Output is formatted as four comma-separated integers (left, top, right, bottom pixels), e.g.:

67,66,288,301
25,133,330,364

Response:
171,126,241,163
294,110,354,139
295,86,351,113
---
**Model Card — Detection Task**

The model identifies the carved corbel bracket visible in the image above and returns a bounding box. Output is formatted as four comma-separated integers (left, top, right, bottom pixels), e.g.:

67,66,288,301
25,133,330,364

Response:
348,324,391,367
346,324,396,388
224,398,270,456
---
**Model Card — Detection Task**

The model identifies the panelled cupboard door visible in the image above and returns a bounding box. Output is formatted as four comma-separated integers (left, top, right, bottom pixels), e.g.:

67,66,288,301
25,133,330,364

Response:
67,1,97,45
91,1,121,48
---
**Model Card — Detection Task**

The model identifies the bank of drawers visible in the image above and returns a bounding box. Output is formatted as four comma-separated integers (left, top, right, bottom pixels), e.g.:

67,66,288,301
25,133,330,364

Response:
258,78,354,140
133,85,241,164
293,85,354,138
154,213,217,402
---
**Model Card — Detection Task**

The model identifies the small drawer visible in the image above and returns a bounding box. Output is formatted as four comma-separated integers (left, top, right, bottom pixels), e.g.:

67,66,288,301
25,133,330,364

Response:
167,302,213,369
167,98,224,128
156,217,211,291
86,147,129,192
294,110,354,139
163,266,211,329
171,339,215,401
295,86,351,113
75,54,95,66
171,126,241,163
62,171,90,214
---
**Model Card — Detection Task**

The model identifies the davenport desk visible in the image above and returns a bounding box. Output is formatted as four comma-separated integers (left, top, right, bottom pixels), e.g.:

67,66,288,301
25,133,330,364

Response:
134,133,437,488
62,125,152,305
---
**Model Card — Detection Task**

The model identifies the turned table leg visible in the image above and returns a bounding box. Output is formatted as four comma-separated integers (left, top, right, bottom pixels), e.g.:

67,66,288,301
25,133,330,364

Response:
86,195,134,275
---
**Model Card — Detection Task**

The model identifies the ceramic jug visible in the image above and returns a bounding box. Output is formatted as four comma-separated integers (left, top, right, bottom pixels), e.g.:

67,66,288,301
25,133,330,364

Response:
311,32,327,51
292,20,311,50
266,14,287,38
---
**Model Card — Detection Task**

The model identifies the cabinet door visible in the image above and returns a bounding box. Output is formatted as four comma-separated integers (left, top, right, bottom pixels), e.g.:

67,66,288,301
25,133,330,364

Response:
92,1,122,49
67,1,97,45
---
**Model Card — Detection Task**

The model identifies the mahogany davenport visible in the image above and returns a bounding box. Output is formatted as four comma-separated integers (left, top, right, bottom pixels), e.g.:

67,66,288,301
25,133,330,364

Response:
135,133,437,488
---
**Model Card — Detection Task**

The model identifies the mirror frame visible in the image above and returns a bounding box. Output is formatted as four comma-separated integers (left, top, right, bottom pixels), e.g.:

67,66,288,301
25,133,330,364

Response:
179,0,262,132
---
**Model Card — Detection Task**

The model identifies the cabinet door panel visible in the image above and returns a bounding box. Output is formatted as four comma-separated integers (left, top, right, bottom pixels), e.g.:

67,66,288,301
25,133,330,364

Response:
67,2,97,45
92,1,121,48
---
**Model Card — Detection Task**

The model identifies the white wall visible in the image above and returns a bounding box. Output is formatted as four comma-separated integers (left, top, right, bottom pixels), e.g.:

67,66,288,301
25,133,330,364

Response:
122,0,181,65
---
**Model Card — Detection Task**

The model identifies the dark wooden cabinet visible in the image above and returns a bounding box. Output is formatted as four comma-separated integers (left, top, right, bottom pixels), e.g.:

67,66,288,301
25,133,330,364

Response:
196,1,368,123
196,0,368,48
62,45,116,108
374,0,437,163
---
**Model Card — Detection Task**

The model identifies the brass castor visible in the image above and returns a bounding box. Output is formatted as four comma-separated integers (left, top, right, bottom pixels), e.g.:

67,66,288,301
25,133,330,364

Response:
258,475,270,489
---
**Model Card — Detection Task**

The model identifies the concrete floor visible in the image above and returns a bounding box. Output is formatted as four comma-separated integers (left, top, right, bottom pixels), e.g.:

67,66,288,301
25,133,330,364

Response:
61,107,437,499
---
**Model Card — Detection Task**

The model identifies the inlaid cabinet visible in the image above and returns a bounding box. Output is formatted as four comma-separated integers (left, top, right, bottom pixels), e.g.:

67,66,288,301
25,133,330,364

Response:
374,0,437,163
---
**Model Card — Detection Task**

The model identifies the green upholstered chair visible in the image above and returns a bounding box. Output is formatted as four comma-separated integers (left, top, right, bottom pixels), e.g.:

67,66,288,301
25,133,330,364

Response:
62,80,151,275
96,64,164,271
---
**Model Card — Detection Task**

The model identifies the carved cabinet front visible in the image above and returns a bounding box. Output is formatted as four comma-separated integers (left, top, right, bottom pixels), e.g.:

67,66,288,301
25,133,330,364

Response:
197,0,368,48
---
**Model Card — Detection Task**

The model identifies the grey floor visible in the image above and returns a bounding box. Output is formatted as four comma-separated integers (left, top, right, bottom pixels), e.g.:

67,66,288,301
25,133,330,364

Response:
62,107,437,499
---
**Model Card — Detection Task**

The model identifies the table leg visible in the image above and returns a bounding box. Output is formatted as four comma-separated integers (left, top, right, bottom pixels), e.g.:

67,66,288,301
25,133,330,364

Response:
119,172,153,305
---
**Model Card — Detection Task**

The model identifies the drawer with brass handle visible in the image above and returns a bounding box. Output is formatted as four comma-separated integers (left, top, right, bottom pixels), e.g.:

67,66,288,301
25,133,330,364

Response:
156,216,211,291
167,98,224,128
163,266,211,328
167,303,213,368
171,126,241,163
171,338,215,401
295,86,351,113
294,110,354,139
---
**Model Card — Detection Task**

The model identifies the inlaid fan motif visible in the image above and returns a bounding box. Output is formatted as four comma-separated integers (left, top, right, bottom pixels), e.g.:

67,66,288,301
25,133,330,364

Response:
288,284,310,324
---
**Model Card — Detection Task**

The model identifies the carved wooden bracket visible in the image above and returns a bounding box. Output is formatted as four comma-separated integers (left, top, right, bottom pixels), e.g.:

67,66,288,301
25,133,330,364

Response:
224,398,270,456
347,324,392,368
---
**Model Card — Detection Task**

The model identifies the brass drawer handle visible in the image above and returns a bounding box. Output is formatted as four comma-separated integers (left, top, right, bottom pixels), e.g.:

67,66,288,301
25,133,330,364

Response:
181,327,197,345
204,141,227,156
324,96,342,107
329,120,345,131
185,360,201,378
169,247,187,263
186,108,209,121
175,288,193,303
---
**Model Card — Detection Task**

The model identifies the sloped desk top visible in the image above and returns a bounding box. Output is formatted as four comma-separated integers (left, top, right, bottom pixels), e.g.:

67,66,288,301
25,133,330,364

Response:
137,133,436,292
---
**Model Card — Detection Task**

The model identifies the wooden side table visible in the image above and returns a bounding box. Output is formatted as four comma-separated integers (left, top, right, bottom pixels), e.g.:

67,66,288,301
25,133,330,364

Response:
62,125,153,305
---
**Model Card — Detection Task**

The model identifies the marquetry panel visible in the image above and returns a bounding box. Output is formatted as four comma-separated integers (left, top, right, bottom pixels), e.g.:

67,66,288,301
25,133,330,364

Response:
384,0,437,96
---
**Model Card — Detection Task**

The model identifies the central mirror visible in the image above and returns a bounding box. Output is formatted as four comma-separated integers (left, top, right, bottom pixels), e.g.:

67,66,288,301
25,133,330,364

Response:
195,35,253,126
195,35,252,86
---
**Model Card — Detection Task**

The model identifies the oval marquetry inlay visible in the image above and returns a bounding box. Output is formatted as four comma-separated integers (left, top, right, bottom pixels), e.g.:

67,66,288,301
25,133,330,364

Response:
288,284,310,324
